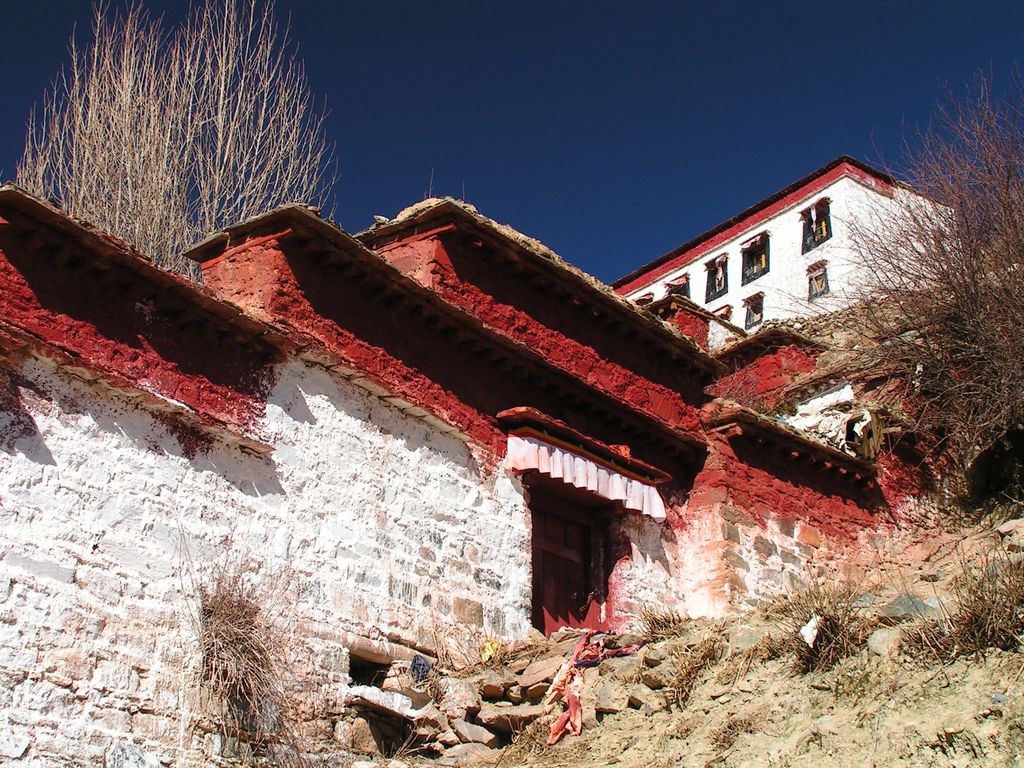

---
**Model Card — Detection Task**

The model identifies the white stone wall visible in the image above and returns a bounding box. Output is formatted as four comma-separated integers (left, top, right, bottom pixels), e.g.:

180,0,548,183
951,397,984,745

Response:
626,175,914,324
611,498,734,621
0,354,531,765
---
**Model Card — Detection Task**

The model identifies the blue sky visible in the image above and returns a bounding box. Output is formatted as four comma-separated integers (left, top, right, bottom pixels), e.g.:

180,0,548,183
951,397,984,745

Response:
1,1,1021,282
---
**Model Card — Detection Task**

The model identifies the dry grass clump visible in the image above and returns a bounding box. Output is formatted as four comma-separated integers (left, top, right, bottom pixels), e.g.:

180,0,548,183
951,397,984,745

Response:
904,548,1024,662
710,716,756,752
776,581,871,673
430,620,523,675
748,633,789,663
669,635,724,708
714,632,788,687
638,605,691,642
501,715,560,762
195,559,303,765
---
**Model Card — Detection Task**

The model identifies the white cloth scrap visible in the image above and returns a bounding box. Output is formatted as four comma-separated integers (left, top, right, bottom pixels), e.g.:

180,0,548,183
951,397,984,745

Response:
505,434,666,521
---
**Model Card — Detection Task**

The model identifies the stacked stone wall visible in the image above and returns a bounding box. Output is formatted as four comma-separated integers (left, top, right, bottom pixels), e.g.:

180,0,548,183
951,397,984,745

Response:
0,353,531,764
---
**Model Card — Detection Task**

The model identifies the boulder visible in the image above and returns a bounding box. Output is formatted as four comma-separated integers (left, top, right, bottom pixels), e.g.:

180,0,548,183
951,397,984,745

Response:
338,716,383,755
440,742,496,763
413,703,448,731
599,654,643,681
346,685,419,719
438,729,460,747
643,646,668,666
518,655,565,688
997,518,1024,536
523,681,550,702
594,682,629,713
641,666,672,690
627,686,668,713
878,594,937,623
476,703,545,734
867,627,902,658
551,629,583,642
452,719,499,747
475,669,511,700
627,685,654,709
615,633,645,647
439,677,481,721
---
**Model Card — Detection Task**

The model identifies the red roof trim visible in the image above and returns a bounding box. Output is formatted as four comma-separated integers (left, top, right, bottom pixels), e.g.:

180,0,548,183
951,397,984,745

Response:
613,157,896,294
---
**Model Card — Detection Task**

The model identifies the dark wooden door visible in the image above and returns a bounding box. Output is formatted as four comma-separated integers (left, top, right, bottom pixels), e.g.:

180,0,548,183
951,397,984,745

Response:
530,491,609,636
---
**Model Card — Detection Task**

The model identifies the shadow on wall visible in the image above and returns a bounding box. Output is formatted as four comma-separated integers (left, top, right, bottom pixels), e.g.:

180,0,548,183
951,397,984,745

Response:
10,357,285,498
0,369,55,466
1,226,279,402
615,503,676,576
265,341,484,483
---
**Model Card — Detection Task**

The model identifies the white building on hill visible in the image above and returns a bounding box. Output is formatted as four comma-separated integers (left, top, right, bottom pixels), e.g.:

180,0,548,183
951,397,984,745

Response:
613,156,916,329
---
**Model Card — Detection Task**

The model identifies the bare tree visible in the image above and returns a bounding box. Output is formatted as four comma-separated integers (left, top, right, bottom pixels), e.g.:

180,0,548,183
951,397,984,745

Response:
18,0,334,280
852,76,1024,489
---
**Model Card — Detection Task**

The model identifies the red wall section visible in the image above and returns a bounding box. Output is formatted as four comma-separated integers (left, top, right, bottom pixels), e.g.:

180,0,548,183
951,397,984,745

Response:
0,220,273,430
664,310,710,351
201,233,699,475
203,233,506,456
376,232,707,438
712,344,819,409
689,432,882,539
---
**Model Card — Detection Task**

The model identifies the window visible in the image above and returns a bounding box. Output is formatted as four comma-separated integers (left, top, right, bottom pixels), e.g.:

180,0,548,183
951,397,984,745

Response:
741,234,769,285
714,304,733,321
807,260,829,300
743,292,764,329
665,274,690,299
801,199,832,253
705,255,728,302
635,292,654,307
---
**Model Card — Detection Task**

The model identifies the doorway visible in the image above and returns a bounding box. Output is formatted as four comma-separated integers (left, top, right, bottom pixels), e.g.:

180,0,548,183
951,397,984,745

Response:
527,479,615,636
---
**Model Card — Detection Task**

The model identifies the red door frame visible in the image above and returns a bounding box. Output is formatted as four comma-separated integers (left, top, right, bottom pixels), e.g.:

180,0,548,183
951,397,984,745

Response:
525,477,615,636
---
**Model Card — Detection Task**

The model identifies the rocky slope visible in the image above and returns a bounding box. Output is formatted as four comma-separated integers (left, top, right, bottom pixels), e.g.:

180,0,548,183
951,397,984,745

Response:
339,515,1024,768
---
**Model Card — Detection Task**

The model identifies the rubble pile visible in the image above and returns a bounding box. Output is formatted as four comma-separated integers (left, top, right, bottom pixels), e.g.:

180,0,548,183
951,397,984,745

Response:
337,627,719,765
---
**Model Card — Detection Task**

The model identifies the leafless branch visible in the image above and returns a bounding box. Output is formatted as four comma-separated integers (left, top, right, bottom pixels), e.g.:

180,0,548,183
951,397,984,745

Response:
17,0,335,280
850,75,1024,488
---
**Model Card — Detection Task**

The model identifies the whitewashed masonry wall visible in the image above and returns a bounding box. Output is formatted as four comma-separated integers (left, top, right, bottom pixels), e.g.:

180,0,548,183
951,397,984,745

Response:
0,353,531,765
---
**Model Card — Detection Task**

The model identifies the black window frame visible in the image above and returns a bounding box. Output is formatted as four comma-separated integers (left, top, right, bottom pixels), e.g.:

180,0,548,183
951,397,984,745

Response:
807,262,830,300
740,235,770,285
801,200,832,254
705,257,728,302
743,293,764,329
665,275,690,299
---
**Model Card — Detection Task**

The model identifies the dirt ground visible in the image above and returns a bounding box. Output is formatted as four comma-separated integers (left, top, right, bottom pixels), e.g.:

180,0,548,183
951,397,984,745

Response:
366,514,1024,768
496,639,1023,768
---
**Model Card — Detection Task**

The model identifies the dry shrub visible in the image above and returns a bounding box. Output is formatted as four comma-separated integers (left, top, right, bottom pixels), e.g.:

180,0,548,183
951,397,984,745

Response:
195,557,303,765
848,75,1024,486
714,632,787,687
749,632,789,663
19,0,335,279
668,635,724,708
904,548,1024,662
710,716,756,752
638,604,691,642
500,714,559,763
428,619,520,674
776,581,870,673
